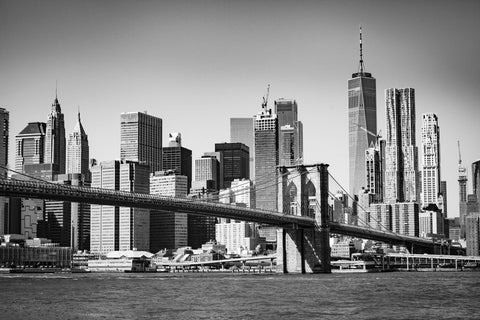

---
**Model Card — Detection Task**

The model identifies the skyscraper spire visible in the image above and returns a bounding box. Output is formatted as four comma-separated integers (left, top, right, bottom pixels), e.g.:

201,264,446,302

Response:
359,26,365,74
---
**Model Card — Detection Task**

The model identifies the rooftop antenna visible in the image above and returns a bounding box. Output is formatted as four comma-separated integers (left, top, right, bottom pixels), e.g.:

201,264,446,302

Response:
458,140,462,165
55,80,58,100
359,25,365,74
78,106,81,121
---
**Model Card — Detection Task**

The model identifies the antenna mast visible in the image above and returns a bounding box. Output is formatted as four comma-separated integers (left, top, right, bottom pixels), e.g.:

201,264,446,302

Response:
458,140,462,165
359,26,365,74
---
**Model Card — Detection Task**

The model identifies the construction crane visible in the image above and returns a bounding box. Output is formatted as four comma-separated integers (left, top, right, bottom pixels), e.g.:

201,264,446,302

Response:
262,84,270,112
359,125,382,148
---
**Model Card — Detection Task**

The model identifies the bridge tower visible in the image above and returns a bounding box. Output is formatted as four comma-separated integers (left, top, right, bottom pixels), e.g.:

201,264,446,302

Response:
276,164,331,273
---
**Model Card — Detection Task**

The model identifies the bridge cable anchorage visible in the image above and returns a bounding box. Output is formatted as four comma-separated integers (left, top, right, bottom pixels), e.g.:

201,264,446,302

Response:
327,171,406,243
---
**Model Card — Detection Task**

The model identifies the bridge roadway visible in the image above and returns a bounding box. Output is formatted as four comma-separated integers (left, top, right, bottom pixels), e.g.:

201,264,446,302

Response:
0,179,434,249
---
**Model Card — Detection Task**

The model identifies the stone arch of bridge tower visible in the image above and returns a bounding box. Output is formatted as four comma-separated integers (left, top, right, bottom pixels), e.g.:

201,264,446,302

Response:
286,181,298,215
276,164,331,274
303,178,316,219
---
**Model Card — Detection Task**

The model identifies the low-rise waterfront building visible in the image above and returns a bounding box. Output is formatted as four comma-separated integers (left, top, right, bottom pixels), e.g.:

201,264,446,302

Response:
87,250,154,272
0,235,72,268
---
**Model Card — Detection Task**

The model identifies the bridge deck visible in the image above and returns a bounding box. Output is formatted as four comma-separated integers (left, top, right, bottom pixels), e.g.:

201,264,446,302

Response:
0,179,435,249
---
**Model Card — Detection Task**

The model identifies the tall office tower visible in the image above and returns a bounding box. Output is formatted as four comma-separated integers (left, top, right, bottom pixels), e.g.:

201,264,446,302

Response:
357,189,374,227
15,122,46,172
365,142,384,202
230,179,255,208
65,112,91,249
466,213,480,256
230,118,255,179
458,142,468,236
440,181,447,216
90,161,150,253
214,142,249,188
120,111,162,173
44,195,71,246
162,134,192,191
65,174,90,250
0,108,8,178
421,113,441,208
473,160,480,204
391,202,419,237
279,125,295,166
119,161,150,251
332,191,348,223
1,197,22,236
66,111,90,178
204,151,224,190
275,98,297,128
149,171,188,252
348,28,377,196
275,99,303,166
369,203,392,232
0,108,9,236
215,181,259,254
44,96,66,174
467,195,479,216
90,161,120,253
419,209,444,238
384,88,419,203
188,155,220,249
11,164,57,240
254,104,278,211
194,155,220,191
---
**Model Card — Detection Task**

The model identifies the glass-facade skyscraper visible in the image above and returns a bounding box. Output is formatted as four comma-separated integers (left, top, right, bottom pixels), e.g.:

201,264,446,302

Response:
230,118,255,179
275,99,303,166
254,107,278,211
215,142,249,188
162,136,192,191
348,29,377,196
120,111,163,174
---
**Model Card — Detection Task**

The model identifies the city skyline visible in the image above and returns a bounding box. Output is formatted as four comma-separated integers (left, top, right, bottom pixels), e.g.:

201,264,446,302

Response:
1,0,480,219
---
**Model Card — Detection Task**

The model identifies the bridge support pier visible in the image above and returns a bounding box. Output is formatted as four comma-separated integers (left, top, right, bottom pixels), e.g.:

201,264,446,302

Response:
276,164,331,274
276,227,330,273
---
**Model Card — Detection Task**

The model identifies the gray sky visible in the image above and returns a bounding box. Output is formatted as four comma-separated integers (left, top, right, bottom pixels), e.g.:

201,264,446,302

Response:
1,0,479,217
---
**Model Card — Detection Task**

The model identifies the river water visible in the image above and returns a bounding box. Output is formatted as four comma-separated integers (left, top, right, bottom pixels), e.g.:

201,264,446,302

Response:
1,272,479,319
